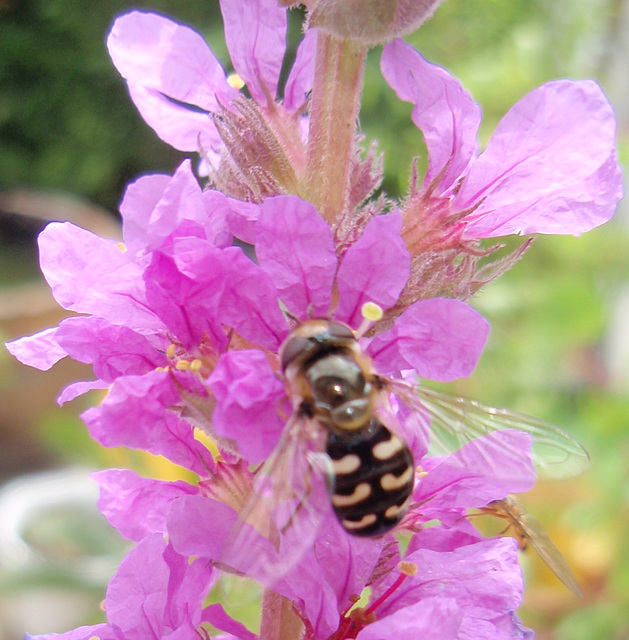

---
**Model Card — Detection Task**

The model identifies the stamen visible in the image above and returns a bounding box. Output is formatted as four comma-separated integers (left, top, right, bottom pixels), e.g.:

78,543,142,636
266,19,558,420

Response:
364,561,417,616
175,360,191,371
115,242,127,253
166,344,177,359
227,72,245,90
355,302,383,338
190,358,203,372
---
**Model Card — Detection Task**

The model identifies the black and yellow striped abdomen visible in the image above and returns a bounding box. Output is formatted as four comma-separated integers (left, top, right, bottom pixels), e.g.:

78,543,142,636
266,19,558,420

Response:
326,419,414,537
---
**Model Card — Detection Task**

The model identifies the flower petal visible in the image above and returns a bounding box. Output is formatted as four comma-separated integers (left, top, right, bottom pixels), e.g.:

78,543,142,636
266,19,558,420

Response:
457,80,623,237
121,161,232,258
357,597,461,640
58,379,110,405
208,349,285,464
368,298,489,380
82,371,214,475
381,40,480,193
335,212,410,328
126,83,220,152
220,0,287,103
38,222,161,330
416,430,536,510
55,316,165,382
284,29,317,112
256,196,337,318
5,327,66,371
107,11,235,110
93,469,197,541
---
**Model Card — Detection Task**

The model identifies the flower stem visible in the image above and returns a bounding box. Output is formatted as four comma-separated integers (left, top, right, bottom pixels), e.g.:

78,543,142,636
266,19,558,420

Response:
305,32,367,224
260,588,304,640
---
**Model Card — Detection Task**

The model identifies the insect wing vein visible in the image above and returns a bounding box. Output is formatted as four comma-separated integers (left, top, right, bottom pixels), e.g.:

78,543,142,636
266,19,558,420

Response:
389,379,589,479
217,412,331,585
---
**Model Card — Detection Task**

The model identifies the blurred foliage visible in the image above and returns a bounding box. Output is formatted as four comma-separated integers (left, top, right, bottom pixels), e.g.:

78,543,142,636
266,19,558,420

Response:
1,0,628,639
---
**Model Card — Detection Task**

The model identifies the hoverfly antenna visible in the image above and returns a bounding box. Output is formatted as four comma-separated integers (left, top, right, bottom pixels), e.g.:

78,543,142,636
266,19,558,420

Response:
355,302,384,339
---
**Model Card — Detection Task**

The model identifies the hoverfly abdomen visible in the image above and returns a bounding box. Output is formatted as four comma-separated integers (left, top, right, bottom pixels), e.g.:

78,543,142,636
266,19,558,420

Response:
327,419,414,537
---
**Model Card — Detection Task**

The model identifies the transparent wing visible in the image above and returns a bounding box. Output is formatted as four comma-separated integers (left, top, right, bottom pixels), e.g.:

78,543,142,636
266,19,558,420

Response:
388,378,590,479
483,497,583,597
217,411,332,586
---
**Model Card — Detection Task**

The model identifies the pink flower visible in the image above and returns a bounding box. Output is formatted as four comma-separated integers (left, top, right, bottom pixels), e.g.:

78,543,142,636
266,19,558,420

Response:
382,39,622,240
380,38,623,303
107,4,315,154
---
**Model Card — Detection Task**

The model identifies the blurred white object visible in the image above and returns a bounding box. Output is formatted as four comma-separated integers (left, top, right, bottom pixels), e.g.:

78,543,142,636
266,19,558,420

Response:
0,468,128,638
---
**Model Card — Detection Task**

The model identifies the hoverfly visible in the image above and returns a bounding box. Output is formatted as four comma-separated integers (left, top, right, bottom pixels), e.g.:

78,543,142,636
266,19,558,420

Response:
477,496,583,597
217,314,589,585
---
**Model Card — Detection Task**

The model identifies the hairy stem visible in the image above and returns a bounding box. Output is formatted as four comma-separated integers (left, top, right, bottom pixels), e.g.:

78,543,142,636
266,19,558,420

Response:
305,32,367,224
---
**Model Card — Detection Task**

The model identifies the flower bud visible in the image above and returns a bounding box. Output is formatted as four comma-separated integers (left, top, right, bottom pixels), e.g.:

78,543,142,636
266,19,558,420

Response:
307,0,445,45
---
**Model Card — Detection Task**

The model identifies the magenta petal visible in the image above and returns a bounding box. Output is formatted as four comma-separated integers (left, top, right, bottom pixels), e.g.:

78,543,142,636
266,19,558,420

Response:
93,469,197,541
105,534,213,634
58,379,110,405
335,212,410,328
219,0,286,104
202,604,257,640
416,430,536,510
121,160,231,257
357,597,461,640
25,624,122,640
208,349,285,464
381,40,480,193
82,371,214,475
256,196,336,318
107,11,235,111
38,222,161,330
5,327,66,371
457,80,623,237
168,495,263,565
369,298,490,380
284,29,317,112
55,316,165,381
120,171,172,255
127,83,220,152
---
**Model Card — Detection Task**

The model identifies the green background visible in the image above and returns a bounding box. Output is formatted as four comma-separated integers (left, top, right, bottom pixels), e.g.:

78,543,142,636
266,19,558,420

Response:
0,1,627,638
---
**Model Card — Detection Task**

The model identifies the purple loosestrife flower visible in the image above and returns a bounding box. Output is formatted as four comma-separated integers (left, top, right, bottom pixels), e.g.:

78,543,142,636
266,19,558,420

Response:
8,163,538,637
380,39,623,303
107,3,316,201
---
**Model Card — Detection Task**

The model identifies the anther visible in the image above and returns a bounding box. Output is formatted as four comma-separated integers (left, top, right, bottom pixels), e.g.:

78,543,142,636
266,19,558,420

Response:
115,242,127,253
166,344,177,359
227,73,245,90
190,359,203,372
355,302,384,339
175,360,191,371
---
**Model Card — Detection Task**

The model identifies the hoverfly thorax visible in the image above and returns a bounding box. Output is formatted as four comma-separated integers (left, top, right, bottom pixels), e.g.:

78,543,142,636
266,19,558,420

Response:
280,319,377,432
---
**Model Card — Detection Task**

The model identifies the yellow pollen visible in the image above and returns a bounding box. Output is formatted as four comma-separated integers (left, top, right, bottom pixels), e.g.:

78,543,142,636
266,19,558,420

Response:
190,358,203,371
115,242,127,253
166,344,177,359
398,561,418,576
175,360,191,371
361,302,383,322
227,72,245,90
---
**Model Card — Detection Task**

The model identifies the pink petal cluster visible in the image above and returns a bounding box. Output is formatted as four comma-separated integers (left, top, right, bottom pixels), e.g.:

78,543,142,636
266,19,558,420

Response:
8,157,535,637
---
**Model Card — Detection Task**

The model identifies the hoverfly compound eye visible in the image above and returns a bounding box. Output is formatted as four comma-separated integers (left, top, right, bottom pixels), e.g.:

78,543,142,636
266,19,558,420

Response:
327,321,355,340
280,336,312,371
